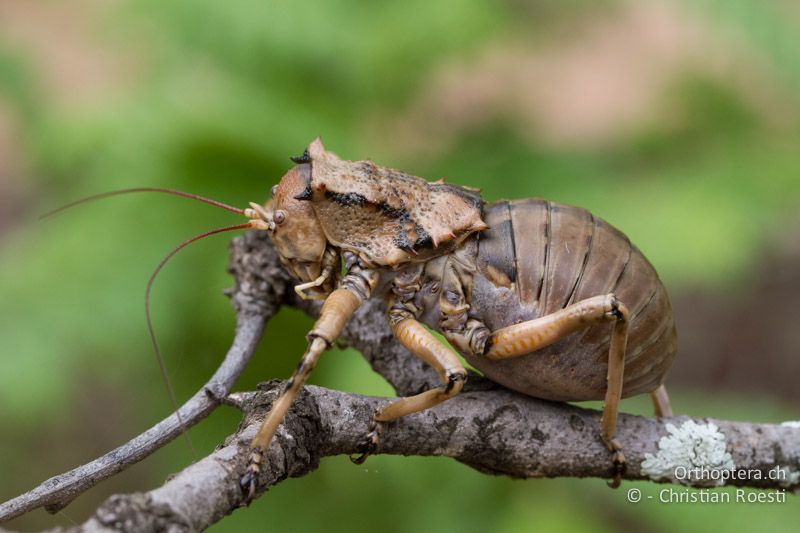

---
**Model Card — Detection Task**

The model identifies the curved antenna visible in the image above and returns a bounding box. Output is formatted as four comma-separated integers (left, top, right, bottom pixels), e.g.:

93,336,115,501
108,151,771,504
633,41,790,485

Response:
40,188,246,220
145,221,257,456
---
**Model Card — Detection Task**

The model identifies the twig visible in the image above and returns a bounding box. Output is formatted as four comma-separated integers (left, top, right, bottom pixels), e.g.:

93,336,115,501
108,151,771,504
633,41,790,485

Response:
0,315,266,523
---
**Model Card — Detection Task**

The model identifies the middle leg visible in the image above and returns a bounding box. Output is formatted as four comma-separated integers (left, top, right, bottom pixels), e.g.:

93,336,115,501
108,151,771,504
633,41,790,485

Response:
351,317,466,464
650,384,673,418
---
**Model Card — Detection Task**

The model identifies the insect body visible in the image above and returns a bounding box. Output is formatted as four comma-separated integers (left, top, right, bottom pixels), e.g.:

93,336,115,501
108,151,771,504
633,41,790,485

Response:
240,138,676,501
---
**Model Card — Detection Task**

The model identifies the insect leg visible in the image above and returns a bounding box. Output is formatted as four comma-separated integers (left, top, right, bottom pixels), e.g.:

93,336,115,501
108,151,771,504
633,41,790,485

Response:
650,384,673,417
293,247,340,300
485,293,630,488
350,317,466,464
240,287,362,504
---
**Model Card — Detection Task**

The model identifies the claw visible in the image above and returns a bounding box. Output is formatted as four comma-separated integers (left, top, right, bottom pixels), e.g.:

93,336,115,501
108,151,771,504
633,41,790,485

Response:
349,447,372,465
239,471,256,505
239,447,264,507
349,420,384,465
603,438,626,489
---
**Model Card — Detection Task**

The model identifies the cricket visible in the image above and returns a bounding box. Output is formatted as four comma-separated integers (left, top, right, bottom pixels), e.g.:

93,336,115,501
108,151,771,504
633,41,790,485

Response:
30,137,678,508
181,138,674,502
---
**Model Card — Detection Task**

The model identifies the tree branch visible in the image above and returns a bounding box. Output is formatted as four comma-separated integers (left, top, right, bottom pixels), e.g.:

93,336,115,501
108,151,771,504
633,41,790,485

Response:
2,230,798,530
66,386,800,532
0,315,266,523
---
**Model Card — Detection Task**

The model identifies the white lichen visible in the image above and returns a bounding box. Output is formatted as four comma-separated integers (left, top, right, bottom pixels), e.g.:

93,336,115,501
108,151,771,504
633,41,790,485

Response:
776,423,800,487
641,420,735,487
773,466,800,488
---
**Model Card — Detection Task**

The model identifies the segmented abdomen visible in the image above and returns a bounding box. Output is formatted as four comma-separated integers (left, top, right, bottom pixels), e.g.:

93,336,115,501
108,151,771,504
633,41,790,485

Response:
467,199,677,401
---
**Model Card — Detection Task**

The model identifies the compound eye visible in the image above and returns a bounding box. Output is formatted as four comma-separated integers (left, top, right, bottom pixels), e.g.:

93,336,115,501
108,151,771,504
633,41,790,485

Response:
273,210,286,225
271,185,279,196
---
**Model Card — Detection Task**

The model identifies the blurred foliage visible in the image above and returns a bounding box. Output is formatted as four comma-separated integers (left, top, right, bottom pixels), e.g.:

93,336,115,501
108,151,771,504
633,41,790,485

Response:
1,0,799,531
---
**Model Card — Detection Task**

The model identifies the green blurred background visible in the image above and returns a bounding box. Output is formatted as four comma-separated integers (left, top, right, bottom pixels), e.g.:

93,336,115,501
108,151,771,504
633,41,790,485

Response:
1,0,799,531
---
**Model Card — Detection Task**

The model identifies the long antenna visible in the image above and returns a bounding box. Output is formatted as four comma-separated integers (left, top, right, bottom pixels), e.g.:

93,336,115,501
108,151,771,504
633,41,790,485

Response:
40,188,246,220
40,186,264,456
145,221,257,456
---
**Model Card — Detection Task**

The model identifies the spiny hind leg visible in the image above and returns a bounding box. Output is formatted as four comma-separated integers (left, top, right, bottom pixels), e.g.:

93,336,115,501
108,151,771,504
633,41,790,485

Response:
484,293,630,488
351,317,466,464
650,384,673,417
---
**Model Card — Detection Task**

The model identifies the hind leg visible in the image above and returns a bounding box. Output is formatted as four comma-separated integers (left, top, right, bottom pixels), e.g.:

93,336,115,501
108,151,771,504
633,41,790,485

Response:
650,384,673,417
485,293,630,487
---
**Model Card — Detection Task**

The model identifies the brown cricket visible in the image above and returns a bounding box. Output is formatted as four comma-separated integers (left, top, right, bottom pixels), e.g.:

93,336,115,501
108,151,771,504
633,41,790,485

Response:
238,138,677,502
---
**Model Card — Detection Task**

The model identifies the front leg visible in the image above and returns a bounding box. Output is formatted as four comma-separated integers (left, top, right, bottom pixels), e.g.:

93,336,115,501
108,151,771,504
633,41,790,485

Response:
240,259,377,505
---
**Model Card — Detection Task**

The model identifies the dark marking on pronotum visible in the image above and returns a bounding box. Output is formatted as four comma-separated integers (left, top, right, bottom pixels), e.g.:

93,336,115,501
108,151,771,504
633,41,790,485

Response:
377,202,407,220
294,185,313,201
394,230,417,255
414,232,433,250
327,190,436,253
412,224,433,250
290,149,311,164
325,191,369,207
388,209,433,253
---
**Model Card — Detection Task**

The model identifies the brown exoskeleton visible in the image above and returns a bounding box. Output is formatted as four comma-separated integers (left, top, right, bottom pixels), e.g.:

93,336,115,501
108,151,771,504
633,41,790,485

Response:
238,138,677,502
